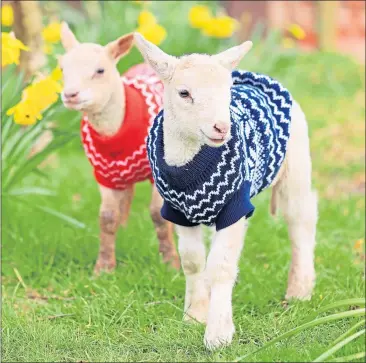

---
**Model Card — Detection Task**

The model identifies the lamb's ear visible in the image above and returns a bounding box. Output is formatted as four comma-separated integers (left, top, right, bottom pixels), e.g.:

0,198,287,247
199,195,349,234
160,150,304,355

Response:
213,41,253,70
105,33,134,63
134,32,177,81
60,22,80,51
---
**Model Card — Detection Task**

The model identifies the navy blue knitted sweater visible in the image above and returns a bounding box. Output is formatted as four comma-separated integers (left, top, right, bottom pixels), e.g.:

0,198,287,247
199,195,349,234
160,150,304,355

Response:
148,70,293,230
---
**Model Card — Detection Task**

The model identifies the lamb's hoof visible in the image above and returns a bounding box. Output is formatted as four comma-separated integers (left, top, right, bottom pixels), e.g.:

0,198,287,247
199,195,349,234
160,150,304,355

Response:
285,273,315,301
93,258,116,276
204,318,235,350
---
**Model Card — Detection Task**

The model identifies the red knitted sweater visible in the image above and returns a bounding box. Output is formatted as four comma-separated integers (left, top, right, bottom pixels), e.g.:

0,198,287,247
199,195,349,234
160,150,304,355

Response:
81,64,163,190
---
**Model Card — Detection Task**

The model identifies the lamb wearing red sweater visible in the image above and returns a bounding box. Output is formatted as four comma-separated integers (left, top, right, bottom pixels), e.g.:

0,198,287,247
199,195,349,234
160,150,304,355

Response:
60,23,179,274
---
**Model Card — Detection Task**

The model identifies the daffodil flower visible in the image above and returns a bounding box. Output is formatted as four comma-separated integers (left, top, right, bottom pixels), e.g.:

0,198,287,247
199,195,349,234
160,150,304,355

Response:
288,24,306,40
137,23,167,45
189,5,212,29
7,67,63,125
42,22,62,44
138,10,156,26
1,4,14,27
1,32,29,67
201,15,239,39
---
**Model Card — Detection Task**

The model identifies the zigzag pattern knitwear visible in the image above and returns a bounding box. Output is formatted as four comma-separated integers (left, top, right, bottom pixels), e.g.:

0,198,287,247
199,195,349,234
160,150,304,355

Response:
81,64,163,190
148,70,293,230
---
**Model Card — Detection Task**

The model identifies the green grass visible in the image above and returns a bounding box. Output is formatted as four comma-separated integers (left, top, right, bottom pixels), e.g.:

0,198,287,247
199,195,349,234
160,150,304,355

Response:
2,1,365,361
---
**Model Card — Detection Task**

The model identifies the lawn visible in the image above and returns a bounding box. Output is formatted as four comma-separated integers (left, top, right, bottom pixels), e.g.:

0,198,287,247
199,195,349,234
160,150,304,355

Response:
1,2,365,362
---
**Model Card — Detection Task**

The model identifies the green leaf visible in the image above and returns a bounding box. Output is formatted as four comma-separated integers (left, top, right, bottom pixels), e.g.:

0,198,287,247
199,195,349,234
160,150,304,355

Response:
34,205,87,229
332,319,365,346
313,329,365,362
234,308,366,362
328,352,366,362
6,187,57,197
311,298,365,318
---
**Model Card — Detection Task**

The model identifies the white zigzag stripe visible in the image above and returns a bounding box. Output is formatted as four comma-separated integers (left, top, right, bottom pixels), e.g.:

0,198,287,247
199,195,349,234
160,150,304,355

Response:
235,76,291,127
113,164,151,188
241,85,289,186
249,72,291,110
245,84,288,144
95,157,149,181
238,88,280,183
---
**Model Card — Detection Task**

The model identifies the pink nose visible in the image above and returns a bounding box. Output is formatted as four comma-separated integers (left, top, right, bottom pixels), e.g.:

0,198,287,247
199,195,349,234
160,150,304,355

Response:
64,91,79,100
213,122,229,136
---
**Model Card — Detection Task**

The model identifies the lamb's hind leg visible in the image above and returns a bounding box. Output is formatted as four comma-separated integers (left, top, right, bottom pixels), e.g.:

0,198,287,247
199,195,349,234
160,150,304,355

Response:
273,101,318,300
150,185,180,270
94,185,125,275
119,184,135,227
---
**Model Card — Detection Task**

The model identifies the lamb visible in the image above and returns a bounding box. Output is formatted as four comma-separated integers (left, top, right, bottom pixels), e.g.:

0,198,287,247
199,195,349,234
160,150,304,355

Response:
134,32,318,350
59,23,180,274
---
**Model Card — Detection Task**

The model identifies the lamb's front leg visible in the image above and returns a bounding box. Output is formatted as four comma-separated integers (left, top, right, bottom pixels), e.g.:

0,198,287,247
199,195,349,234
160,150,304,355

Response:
94,185,125,275
176,225,210,324
204,218,248,350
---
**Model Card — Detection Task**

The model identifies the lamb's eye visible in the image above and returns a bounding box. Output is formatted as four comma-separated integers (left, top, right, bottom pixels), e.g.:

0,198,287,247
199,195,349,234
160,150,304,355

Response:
178,90,190,98
96,68,105,75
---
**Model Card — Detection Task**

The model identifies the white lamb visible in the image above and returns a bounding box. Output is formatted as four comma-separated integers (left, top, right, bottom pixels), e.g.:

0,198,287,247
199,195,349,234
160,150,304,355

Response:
59,23,180,274
134,33,318,350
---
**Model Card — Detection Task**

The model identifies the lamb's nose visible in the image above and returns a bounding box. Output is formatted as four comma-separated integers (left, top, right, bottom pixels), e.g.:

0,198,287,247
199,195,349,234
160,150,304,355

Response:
64,91,79,99
213,122,229,135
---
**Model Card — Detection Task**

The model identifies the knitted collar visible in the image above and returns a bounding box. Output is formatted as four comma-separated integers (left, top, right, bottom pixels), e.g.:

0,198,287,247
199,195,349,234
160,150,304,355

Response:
82,80,147,151
155,120,229,190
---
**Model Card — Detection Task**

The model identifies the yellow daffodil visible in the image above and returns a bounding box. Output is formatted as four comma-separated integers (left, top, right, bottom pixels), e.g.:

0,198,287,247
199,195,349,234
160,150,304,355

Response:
137,23,166,45
288,24,306,40
7,67,63,125
7,99,43,125
189,5,212,29
1,4,14,27
50,66,63,82
25,77,62,111
1,32,29,67
42,22,62,43
138,10,156,26
282,37,295,49
201,15,239,39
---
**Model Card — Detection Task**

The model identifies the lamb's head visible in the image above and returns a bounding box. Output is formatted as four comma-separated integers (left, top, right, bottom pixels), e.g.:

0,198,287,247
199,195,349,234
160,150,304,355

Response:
59,22,134,113
134,32,252,147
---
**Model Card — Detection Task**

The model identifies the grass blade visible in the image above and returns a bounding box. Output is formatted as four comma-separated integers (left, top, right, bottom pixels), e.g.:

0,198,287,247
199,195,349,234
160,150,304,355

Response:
328,352,366,362
6,187,57,197
312,329,365,362
34,205,86,229
332,319,365,346
313,298,365,317
234,308,366,362
10,197,86,229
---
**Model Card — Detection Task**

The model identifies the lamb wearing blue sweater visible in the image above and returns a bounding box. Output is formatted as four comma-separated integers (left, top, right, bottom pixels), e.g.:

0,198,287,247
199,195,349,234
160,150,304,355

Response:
134,33,318,350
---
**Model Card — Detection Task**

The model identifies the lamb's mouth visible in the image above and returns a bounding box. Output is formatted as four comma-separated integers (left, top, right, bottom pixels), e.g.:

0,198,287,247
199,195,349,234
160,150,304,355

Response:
200,130,228,146
63,99,88,109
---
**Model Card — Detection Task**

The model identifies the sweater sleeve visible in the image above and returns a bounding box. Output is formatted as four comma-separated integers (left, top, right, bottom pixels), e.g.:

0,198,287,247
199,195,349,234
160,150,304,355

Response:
215,181,255,231
161,201,199,228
